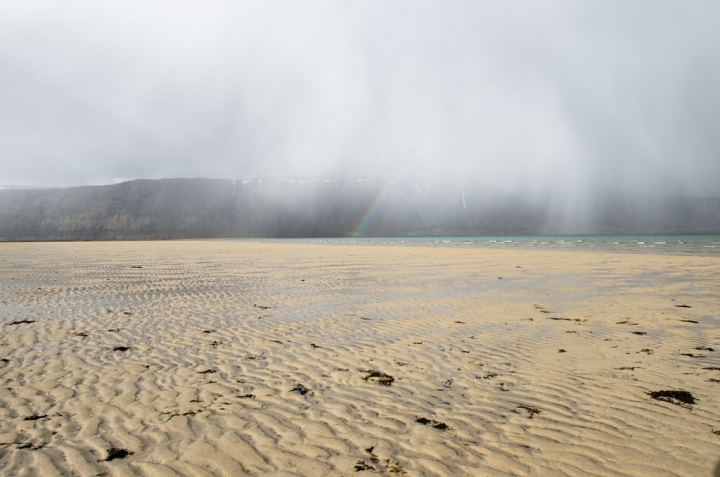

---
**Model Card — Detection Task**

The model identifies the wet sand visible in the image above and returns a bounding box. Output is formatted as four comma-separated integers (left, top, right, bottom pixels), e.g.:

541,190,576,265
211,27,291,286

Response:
0,241,719,476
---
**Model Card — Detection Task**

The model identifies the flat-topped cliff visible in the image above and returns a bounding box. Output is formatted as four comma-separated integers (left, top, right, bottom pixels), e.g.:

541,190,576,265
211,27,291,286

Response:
1,177,718,240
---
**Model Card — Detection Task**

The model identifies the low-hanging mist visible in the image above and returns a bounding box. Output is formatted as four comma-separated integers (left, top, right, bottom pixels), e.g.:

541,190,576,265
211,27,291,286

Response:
1,177,719,240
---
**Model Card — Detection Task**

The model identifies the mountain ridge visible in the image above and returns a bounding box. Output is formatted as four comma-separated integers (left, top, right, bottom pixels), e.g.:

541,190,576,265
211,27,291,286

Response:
1,177,718,241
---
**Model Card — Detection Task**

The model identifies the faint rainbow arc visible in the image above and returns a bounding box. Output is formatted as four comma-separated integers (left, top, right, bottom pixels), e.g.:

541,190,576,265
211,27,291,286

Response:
351,163,417,237
351,181,393,237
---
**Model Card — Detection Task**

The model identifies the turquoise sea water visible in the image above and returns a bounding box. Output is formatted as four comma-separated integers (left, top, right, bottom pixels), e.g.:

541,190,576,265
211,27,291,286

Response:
272,234,720,255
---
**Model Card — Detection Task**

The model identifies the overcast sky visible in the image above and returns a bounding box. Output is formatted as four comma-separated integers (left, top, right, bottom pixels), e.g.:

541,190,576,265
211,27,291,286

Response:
1,1,719,197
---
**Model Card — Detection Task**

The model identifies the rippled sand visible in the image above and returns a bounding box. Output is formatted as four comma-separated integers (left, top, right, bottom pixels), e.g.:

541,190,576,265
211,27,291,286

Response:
1,241,719,476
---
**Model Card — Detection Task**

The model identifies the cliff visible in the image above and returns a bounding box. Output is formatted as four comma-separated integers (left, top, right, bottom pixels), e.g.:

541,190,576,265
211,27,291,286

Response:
0,179,234,240
0,177,718,240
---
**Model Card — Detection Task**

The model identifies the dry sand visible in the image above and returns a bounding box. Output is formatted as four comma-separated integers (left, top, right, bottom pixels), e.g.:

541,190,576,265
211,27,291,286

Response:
0,241,719,476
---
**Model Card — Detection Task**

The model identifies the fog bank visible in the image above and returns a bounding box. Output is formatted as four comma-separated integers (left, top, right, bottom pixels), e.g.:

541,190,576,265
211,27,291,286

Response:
1,1,719,207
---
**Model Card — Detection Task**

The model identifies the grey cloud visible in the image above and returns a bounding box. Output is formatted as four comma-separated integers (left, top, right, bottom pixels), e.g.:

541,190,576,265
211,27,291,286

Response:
1,0,718,200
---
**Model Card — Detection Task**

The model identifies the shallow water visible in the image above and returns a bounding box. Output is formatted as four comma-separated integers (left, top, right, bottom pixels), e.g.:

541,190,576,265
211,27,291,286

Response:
272,234,720,256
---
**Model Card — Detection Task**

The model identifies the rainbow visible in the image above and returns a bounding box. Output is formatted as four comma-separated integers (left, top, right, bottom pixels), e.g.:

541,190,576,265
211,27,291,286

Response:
351,181,395,237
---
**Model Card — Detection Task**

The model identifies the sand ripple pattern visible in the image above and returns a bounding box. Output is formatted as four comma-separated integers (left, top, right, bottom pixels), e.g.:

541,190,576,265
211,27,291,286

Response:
1,241,719,476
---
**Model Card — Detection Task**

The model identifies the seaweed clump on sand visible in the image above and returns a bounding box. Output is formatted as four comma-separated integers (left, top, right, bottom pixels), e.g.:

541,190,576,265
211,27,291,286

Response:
23,414,47,421
516,405,541,418
105,448,134,461
354,460,373,471
415,417,449,430
8,319,35,326
363,370,395,386
648,390,695,407
291,383,310,395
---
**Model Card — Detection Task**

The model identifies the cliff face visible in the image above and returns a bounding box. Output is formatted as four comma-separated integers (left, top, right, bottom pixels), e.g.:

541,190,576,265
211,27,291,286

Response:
0,177,718,241
0,179,235,240
230,178,547,237
590,192,720,234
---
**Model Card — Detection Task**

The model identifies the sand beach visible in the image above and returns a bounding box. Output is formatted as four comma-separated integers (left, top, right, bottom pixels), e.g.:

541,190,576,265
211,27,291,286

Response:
0,240,719,476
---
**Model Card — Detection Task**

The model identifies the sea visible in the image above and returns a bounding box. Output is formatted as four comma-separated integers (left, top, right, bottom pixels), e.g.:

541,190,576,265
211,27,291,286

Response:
271,234,720,256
